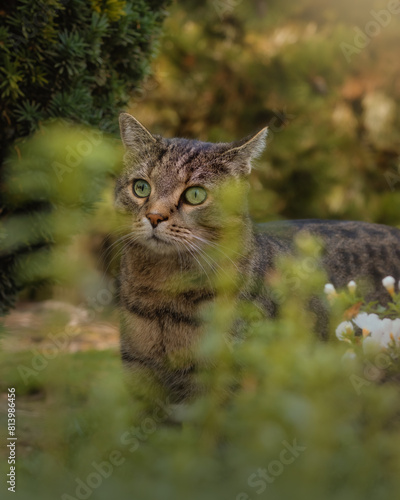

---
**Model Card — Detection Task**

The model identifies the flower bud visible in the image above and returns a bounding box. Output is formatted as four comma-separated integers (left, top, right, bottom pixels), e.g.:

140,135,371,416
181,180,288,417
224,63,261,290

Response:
347,280,356,294
382,276,395,296
324,283,336,298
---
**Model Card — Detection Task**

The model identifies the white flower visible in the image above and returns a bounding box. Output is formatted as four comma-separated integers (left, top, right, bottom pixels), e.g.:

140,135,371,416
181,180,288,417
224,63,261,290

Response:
335,321,354,341
324,283,336,297
380,318,400,348
354,313,400,350
347,280,356,294
353,313,381,337
382,276,395,295
378,318,393,348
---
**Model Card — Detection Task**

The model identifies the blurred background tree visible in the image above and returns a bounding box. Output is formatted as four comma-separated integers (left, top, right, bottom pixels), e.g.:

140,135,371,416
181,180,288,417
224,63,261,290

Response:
131,0,400,224
0,0,170,314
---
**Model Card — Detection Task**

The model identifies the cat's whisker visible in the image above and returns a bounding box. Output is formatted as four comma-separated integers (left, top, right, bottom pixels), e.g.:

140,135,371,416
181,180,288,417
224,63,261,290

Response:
184,239,219,274
187,234,242,274
188,232,242,258
168,231,221,275
195,231,248,259
187,239,239,282
182,238,234,292
100,233,142,279
99,233,141,268
169,239,185,276
97,224,143,264
177,239,214,289
99,231,134,256
96,232,137,281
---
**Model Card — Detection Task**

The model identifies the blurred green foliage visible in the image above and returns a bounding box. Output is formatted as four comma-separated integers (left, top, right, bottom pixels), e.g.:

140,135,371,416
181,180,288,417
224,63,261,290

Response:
0,122,124,315
2,245,400,500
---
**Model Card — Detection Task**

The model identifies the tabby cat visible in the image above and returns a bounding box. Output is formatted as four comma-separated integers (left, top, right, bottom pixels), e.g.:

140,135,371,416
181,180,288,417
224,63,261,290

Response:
116,113,400,402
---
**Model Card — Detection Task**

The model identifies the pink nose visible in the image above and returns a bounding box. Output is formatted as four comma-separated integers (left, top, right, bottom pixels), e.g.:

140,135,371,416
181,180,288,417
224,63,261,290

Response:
146,213,168,228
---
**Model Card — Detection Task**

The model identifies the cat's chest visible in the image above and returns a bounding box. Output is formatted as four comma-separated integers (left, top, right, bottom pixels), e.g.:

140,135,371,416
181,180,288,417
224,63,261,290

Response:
120,257,214,364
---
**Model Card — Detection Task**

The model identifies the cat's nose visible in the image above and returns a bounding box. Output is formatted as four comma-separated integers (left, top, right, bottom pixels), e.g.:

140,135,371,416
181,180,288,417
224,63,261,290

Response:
146,212,168,228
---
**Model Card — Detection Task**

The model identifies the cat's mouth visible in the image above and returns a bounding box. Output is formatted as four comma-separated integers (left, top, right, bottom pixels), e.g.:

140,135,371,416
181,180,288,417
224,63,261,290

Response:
145,233,175,253
147,234,168,245
149,233,171,244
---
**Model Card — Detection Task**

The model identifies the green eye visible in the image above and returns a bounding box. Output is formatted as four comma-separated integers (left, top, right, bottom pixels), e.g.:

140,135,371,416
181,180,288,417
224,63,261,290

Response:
183,186,207,205
133,179,151,198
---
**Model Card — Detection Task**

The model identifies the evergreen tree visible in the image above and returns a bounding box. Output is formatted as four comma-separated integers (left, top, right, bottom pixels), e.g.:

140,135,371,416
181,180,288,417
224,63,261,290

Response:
0,0,170,314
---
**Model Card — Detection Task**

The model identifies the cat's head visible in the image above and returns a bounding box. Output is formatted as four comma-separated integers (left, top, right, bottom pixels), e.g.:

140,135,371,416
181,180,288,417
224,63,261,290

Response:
115,113,267,255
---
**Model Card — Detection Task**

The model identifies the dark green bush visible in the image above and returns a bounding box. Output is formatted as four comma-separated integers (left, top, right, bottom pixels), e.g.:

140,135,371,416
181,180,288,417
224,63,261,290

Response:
0,0,170,315
0,0,169,155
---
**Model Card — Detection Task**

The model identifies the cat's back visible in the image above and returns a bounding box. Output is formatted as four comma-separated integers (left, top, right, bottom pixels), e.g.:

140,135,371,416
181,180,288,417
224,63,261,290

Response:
255,219,400,294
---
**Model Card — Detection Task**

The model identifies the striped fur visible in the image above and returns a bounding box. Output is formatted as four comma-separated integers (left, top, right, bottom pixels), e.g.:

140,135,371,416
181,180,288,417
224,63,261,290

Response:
116,114,400,402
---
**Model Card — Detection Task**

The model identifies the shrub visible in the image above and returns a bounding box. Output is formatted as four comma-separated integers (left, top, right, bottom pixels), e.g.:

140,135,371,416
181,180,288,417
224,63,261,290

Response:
0,0,170,315
0,0,169,155
2,242,400,500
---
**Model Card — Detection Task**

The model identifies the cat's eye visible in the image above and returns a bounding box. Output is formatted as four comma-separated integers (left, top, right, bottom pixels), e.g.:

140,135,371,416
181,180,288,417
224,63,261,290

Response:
133,179,151,198
183,186,207,205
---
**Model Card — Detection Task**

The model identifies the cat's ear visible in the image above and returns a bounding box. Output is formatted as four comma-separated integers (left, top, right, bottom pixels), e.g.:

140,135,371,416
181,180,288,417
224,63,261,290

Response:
222,127,268,175
119,113,157,151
